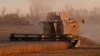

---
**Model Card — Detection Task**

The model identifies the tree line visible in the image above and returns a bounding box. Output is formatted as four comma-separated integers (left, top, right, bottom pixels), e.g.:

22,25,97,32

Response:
0,6,100,25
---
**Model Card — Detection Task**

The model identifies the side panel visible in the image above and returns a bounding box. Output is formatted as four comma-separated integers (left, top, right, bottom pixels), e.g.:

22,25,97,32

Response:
60,11,69,34
60,11,80,35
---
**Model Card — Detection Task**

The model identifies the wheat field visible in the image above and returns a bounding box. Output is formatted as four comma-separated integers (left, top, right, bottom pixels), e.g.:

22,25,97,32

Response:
0,25,100,56
0,41,71,56
7,48,100,56
0,41,100,56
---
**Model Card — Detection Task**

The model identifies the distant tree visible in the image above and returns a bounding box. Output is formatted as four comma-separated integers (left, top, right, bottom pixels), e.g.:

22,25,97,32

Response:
2,7,7,17
66,6,75,18
88,7,100,24
2,13,27,25
16,8,20,15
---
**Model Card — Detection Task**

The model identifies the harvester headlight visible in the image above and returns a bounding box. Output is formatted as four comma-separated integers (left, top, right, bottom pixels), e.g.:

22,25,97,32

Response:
67,35,74,38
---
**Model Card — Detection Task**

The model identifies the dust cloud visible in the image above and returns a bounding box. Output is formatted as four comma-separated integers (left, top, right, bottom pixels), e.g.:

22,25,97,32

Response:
30,0,67,33
79,22,100,44
30,0,100,44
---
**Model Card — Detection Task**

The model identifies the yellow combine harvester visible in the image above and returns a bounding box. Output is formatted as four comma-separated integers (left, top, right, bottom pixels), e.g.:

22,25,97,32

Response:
9,11,84,48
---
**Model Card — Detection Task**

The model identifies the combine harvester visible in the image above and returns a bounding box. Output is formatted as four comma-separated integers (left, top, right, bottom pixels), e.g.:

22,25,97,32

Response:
9,11,84,48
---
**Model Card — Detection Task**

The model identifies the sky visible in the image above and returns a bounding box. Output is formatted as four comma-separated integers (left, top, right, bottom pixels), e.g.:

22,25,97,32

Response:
0,0,100,14
0,0,30,14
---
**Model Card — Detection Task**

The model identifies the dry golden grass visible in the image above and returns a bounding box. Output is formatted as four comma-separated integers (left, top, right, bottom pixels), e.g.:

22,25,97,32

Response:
8,48,100,56
0,42,70,56
0,25,100,56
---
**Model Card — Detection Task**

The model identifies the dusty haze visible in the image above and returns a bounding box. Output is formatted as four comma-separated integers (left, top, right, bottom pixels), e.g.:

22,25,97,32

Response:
30,0,100,44
0,0,99,44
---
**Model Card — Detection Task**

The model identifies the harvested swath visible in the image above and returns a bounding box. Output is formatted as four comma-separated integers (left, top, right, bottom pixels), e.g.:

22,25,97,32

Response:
0,42,70,56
